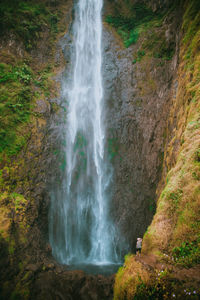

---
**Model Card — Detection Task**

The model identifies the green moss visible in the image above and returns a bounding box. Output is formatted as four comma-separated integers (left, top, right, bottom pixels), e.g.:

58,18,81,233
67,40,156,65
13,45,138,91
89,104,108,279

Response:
142,25,175,61
133,50,146,63
22,271,31,282
108,137,119,161
0,0,61,50
105,3,162,47
18,262,23,271
11,193,26,211
124,28,139,47
0,62,33,159
182,0,200,45
182,0,200,79
0,53,58,161
148,199,156,213
11,291,22,300
167,189,183,209
11,286,30,300
8,239,15,255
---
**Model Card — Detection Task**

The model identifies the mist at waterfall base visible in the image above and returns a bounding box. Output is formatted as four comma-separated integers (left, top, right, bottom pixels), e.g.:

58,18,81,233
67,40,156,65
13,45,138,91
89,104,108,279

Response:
49,0,124,275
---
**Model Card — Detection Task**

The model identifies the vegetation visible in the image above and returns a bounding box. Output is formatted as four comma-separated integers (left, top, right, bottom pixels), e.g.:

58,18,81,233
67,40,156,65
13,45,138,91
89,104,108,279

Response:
105,0,177,67
134,269,199,300
0,60,32,158
0,0,64,161
114,254,150,300
0,0,60,50
108,136,119,161
143,0,200,256
0,56,57,161
105,3,162,47
172,238,200,267
0,1,67,298
132,50,145,64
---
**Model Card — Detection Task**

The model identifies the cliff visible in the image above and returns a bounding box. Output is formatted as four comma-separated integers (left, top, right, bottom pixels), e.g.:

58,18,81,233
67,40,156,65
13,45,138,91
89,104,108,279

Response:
106,0,200,298
0,0,199,299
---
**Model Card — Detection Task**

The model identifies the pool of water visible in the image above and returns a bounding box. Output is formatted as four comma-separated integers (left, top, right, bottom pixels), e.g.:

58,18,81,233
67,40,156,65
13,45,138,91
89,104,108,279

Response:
66,263,122,276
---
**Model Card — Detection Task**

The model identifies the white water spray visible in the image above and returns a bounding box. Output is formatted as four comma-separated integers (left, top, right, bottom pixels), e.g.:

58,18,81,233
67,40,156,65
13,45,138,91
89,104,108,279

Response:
49,0,120,266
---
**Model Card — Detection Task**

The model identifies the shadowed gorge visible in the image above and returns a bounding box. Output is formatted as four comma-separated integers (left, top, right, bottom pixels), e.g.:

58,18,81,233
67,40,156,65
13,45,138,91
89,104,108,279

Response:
0,0,199,299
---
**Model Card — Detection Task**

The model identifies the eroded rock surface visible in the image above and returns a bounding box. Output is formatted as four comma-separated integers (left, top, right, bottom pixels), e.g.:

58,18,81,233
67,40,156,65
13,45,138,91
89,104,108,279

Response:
102,10,180,250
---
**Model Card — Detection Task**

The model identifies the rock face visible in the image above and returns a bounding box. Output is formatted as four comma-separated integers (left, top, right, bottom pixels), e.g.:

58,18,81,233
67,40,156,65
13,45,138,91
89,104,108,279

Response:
102,14,179,250
112,0,200,298
30,270,114,300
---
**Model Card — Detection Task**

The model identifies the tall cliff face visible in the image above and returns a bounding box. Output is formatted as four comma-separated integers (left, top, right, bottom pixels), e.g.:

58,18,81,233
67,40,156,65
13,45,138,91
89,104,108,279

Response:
143,0,200,258
102,0,182,251
110,0,200,298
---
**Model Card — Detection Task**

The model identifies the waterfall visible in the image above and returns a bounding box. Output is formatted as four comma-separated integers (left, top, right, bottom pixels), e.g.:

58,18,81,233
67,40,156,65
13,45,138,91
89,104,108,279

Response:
49,0,120,266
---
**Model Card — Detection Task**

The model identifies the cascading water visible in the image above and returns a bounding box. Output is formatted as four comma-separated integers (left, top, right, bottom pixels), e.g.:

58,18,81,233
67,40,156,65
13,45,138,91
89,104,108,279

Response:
49,0,121,270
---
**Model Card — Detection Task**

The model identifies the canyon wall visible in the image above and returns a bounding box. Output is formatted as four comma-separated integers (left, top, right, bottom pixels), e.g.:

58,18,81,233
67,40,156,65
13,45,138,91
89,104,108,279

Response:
112,0,200,298
102,0,181,251
0,0,199,299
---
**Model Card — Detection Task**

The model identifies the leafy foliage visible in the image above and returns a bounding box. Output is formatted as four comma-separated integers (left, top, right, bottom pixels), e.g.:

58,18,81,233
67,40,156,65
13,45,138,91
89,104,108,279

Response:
172,238,200,267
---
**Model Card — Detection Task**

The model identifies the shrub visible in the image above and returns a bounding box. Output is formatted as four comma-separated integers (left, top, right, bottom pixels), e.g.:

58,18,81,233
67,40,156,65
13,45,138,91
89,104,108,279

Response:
172,238,200,267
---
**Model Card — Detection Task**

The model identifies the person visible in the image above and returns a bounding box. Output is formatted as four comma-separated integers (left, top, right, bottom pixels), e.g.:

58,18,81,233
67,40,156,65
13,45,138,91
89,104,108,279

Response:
136,238,142,256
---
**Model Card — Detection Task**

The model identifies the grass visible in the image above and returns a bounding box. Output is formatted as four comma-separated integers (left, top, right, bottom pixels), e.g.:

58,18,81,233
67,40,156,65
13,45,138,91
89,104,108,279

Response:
114,254,150,300
115,254,200,299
